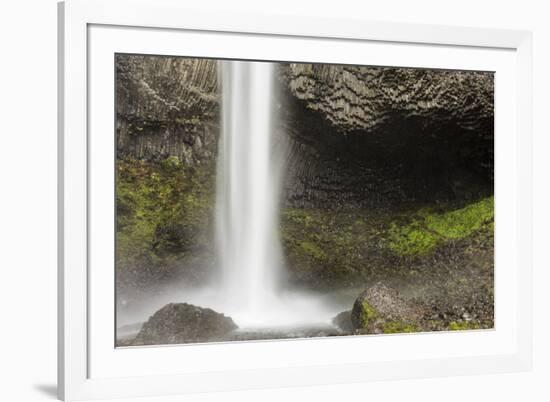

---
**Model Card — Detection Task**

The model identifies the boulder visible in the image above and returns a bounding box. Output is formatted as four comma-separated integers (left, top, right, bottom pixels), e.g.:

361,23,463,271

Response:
133,303,237,345
351,282,420,334
332,310,354,333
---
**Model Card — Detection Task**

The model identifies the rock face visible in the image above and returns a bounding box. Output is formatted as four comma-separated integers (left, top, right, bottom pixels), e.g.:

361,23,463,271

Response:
116,54,220,165
133,303,238,345
278,63,494,207
283,64,493,133
115,55,221,295
115,56,493,208
351,283,421,334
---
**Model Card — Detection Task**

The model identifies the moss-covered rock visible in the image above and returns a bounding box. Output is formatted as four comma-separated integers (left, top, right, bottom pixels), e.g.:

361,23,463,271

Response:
351,283,421,334
352,300,378,329
448,321,481,331
280,196,494,289
387,222,439,256
388,196,494,256
382,321,420,334
425,197,493,239
280,208,368,286
116,157,216,288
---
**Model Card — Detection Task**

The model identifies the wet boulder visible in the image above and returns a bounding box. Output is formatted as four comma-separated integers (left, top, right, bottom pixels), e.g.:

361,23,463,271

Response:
133,303,238,345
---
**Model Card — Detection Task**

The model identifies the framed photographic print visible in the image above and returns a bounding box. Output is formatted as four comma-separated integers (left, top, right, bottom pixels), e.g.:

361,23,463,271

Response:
58,0,533,400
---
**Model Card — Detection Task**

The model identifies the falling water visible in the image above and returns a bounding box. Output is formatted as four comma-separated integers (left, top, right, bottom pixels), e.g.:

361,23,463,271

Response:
216,61,284,326
215,60,340,329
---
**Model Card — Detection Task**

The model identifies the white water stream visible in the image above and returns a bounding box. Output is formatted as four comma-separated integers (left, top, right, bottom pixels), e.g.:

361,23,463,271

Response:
216,61,283,325
215,61,337,328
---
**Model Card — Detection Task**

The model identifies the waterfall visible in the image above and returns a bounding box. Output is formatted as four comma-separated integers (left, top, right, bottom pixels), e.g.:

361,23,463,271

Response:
215,60,338,329
216,61,284,326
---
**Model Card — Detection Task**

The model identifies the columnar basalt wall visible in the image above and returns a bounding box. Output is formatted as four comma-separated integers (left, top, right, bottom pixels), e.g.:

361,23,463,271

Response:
278,63,494,208
115,56,494,208
116,55,220,165
283,64,493,133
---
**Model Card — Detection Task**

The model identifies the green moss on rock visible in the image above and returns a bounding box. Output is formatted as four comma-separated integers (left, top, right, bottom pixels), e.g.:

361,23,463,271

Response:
448,321,481,331
388,196,494,256
359,300,378,328
280,208,370,284
425,196,494,239
382,321,419,334
116,157,215,281
298,241,328,260
279,196,494,288
387,222,439,256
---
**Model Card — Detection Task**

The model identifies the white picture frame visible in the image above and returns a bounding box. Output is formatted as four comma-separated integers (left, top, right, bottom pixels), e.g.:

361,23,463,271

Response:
58,0,533,400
